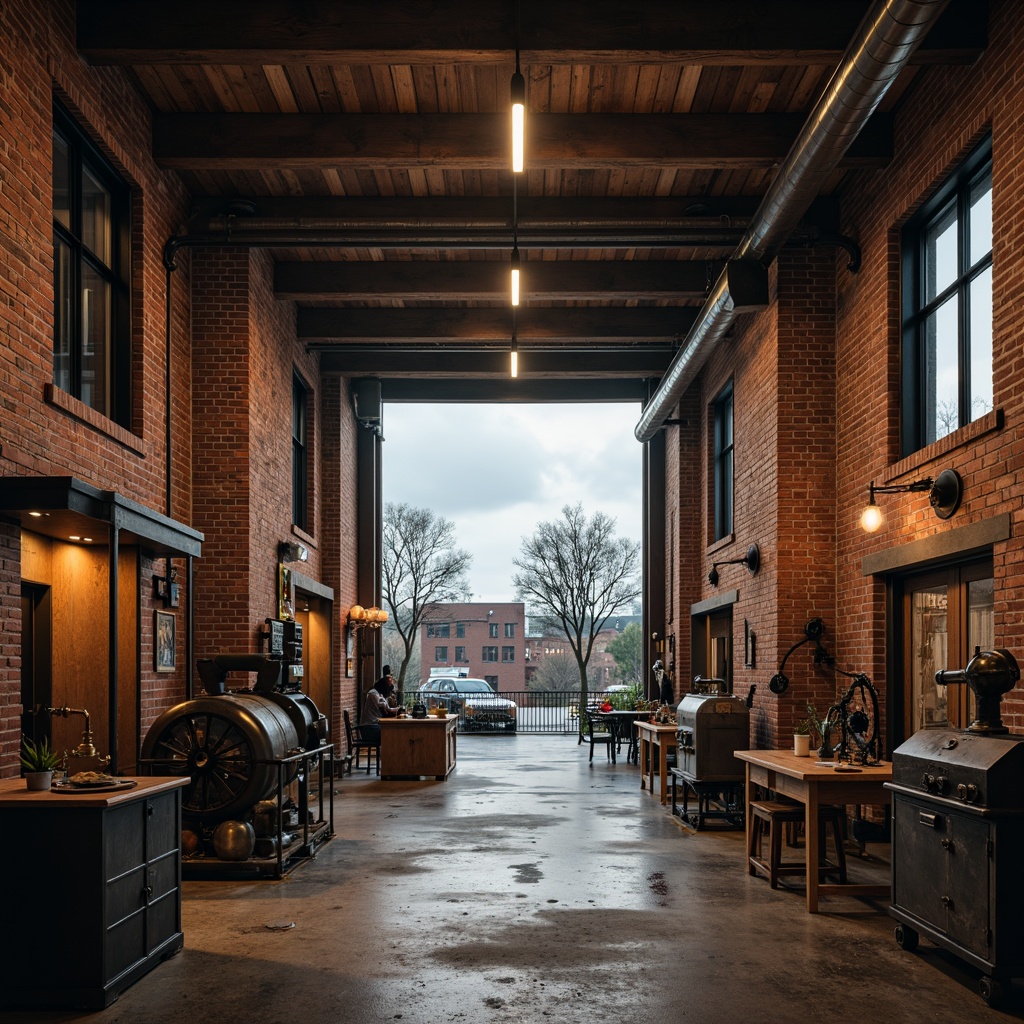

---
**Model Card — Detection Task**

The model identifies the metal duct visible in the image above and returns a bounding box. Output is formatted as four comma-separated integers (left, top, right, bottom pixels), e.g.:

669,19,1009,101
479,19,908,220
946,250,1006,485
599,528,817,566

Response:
634,0,953,443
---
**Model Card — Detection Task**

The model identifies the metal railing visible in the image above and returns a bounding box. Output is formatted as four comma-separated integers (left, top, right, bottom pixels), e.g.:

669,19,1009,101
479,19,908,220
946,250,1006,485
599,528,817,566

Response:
397,689,601,734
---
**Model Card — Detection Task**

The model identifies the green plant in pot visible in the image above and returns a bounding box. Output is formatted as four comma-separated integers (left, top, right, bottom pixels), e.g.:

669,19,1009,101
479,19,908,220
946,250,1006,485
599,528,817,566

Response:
21,735,61,790
793,718,812,756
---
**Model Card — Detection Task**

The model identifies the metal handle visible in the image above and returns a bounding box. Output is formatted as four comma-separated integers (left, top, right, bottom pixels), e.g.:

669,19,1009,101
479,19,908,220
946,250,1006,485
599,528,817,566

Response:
919,811,940,828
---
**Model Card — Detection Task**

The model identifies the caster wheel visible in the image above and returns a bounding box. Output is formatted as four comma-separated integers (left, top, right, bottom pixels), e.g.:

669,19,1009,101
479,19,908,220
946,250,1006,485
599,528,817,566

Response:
979,976,1003,1007
894,924,919,951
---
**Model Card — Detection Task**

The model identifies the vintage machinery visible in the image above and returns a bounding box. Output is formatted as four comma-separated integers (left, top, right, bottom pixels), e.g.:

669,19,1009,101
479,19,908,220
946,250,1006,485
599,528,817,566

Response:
672,677,753,829
887,648,1024,1007
141,629,332,876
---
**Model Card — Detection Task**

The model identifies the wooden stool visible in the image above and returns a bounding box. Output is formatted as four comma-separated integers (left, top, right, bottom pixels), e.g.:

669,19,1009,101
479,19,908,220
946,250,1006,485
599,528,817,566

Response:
747,800,848,889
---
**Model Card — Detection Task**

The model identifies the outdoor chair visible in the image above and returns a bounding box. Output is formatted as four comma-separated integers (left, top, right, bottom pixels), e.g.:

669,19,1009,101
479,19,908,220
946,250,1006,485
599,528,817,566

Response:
583,711,617,763
343,708,380,776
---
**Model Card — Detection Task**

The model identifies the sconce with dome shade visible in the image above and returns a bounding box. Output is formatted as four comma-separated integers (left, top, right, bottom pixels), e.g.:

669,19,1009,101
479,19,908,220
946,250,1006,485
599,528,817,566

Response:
859,468,962,533
708,543,760,587
278,540,308,563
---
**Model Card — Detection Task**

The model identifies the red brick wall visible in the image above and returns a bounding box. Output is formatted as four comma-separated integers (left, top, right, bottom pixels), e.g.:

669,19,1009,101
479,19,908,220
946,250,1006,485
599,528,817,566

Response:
836,0,1024,732
0,0,194,774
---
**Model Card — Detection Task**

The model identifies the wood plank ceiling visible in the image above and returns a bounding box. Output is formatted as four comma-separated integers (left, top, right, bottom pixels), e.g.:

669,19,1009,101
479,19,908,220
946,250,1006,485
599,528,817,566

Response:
76,0,985,399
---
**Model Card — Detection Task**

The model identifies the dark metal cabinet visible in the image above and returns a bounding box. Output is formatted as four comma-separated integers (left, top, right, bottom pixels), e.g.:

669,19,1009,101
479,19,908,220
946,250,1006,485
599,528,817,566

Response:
0,777,187,1010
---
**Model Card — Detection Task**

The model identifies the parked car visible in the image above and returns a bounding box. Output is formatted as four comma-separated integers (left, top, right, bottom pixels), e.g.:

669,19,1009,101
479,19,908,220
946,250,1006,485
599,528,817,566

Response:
418,677,517,733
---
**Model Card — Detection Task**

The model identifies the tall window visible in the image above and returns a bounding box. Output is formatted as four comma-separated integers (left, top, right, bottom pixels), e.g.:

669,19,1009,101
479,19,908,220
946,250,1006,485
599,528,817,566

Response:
455,646,466,662
435,646,448,662
292,372,309,530
482,646,498,662
504,623,515,638
456,622,466,638
902,138,992,454
489,623,499,638
713,382,734,541
502,646,515,663
53,104,131,426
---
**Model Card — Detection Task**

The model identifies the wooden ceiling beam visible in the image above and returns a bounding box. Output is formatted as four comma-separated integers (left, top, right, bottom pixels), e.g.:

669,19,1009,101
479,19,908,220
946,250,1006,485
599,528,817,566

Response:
316,347,673,378
78,0,985,66
275,260,724,302
299,308,698,343
154,112,891,170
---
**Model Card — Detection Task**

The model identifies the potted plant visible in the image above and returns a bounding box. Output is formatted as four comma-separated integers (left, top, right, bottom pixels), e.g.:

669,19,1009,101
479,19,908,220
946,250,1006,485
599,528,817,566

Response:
793,718,812,756
21,735,60,790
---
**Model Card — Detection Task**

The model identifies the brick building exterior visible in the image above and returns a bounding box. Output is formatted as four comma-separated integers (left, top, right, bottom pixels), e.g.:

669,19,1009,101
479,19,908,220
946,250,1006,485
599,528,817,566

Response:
419,603,526,691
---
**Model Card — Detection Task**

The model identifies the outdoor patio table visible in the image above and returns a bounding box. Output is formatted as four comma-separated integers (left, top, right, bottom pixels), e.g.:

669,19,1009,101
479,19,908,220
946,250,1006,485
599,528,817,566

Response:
598,710,647,764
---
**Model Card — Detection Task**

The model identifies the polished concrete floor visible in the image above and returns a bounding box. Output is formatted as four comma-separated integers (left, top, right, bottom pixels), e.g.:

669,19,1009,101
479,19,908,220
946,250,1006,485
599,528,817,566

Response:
8,734,1022,1024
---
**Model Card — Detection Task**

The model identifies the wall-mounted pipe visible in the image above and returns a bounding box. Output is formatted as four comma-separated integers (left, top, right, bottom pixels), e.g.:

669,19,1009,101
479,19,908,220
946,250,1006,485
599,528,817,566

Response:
634,0,953,443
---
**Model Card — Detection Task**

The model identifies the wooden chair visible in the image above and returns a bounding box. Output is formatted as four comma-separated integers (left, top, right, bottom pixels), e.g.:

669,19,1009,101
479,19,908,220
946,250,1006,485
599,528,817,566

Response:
747,800,847,889
583,712,617,763
343,709,380,776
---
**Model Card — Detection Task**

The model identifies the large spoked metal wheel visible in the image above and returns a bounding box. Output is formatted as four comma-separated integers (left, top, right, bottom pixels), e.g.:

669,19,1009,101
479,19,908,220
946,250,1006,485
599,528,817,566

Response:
142,696,299,825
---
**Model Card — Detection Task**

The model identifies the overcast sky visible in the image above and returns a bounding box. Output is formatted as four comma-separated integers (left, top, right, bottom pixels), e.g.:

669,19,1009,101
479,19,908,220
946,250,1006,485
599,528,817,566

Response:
381,402,643,603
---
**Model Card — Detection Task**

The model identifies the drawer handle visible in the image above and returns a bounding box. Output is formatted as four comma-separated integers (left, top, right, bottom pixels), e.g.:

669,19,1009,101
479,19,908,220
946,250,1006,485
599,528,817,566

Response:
919,811,941,828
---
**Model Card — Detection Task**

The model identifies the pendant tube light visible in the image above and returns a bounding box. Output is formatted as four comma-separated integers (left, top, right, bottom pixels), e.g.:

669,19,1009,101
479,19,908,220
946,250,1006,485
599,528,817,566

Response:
510,245,521,306
511,45,525,172
510,331,519,378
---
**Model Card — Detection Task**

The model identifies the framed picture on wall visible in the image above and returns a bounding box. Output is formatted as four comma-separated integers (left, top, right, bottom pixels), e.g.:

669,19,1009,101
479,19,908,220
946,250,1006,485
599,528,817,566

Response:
155,610,176,672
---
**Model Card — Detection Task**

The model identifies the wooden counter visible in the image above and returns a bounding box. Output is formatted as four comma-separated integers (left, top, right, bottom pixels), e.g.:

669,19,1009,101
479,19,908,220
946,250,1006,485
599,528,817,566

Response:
0,775,188,1009
379,714,457,780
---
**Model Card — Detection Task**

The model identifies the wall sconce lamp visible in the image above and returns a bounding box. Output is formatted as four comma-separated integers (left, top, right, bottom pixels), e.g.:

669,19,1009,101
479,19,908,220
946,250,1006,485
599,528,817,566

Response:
708,543,760,587
859,468,963,533
279,540,308,563
348,604,389,631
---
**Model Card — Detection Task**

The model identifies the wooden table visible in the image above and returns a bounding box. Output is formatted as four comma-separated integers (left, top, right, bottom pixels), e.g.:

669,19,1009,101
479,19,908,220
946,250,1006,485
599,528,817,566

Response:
635,721,678,803
379,714,457,780
734,749,892,913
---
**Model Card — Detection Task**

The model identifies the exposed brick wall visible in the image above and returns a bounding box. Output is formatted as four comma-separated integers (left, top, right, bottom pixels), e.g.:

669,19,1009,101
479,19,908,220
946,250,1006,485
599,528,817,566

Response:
0,0,194,770
835,0,1024,733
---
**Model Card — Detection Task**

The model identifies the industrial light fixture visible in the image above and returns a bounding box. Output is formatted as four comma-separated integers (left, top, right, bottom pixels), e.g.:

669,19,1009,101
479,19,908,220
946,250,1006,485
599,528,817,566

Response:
510,330,519,378
859,468,963,533
708,543,760,587
510,245,521,306
278,540,308,563
510,13,525,175
347,604,389,629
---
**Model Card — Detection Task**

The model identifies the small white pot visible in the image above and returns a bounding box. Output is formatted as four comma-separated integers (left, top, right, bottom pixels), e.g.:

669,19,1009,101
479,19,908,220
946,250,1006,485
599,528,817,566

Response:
25,771,53,791
793,734,811,757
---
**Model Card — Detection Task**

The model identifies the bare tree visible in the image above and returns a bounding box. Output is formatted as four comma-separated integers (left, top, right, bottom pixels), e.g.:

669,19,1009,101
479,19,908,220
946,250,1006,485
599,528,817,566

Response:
513,503,641,729
529,652,580,692
382,503,472,689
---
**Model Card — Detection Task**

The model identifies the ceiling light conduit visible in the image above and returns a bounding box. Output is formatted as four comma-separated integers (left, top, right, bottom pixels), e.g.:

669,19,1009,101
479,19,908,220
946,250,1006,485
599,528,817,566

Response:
634,0,954,443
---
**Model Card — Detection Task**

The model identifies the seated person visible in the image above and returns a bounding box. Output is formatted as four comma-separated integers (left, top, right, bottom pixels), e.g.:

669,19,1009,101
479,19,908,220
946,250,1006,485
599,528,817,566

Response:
361,672,398,743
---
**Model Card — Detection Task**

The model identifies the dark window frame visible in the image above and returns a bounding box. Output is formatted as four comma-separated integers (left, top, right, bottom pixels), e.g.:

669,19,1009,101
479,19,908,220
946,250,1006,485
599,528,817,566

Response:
502,646,515,663
482,646,498,662
52,102,132,427
292,371,310,530
712,381,734,541
901,137,993,455
435,646,448,662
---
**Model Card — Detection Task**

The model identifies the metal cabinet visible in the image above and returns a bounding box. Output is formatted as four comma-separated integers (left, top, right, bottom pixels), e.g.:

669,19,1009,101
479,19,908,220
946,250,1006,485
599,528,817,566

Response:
0,776,187,1010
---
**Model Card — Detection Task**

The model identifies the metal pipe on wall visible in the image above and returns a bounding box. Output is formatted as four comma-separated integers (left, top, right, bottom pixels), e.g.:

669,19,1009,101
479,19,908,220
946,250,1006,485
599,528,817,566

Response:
634,0,954,443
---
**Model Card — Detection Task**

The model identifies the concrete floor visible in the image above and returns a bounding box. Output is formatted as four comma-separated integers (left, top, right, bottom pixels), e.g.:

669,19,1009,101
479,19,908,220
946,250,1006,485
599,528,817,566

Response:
8,734,1023,1024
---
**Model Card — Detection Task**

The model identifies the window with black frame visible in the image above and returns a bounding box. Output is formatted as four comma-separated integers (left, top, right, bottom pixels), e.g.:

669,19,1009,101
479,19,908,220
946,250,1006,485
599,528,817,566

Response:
292,371,309,530
52,103,131,426
712,381,734,541
902,137,992,455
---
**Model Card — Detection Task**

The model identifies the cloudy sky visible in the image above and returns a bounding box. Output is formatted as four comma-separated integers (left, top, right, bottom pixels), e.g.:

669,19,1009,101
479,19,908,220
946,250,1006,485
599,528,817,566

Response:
381,402,643,602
